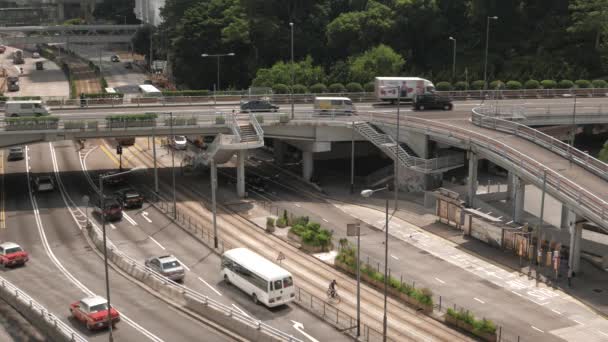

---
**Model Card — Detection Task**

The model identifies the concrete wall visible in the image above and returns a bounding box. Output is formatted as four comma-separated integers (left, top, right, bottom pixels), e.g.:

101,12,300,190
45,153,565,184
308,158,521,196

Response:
314,141,380,161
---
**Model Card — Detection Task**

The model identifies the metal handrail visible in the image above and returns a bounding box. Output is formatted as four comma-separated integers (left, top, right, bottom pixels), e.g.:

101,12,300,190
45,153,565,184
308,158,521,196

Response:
229,113,242,143
0,276,87,342
249,112,264,143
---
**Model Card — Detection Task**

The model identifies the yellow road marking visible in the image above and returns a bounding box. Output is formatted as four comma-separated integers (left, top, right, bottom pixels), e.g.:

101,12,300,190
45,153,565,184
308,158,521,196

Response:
99,144,122,168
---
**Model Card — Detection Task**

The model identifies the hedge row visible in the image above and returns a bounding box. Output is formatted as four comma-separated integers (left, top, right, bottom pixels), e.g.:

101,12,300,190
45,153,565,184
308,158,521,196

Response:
162,90,210,97
447,308,497,336
435,79,608,91
84,92,124,99
6,116,59,123
289,216,333,247
272,82,375,94
105,113,158,121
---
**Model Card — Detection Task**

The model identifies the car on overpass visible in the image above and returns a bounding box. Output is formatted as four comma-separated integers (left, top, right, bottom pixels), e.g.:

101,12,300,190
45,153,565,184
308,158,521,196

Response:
413,93,453,111
70,296,120,330
240,99,279,113
145,255,185,282
7,146,24,161
111,55,120,62
0,242,29,267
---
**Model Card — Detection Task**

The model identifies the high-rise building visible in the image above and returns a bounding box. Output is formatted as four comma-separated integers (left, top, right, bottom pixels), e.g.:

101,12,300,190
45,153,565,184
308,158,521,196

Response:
134,0,164,26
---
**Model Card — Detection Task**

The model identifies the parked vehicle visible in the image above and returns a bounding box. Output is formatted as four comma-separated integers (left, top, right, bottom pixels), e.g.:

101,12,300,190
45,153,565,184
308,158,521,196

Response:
413,93,453,111
145,255,185,282
313,97,356,115
92,195,123,221
138,84,162,97
170,136,187,150
110,55,120,62
70,296,120,330
240,100,279,113
13,49,24,64
33,175,55,192
5,100,51,117
0,242,29,267
221,248,295,307
375,77,435,103
7,147,24,161
32,52,40,59
114,188,143,209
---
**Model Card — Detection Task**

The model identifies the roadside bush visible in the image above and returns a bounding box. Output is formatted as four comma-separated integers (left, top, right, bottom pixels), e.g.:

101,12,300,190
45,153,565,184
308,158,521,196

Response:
292,216,309,226
364,82,375,92
557,80,574,89
524,80,540,89
276,217,287,228
506,80,522,90
471,80,485,90
309,83,327,94
489,80,504,89
540,80,557,89
83,92,124,99
454,81,468,90
10,96,42,100
0,96,7,102
292,84,308,94
272,84,290,94
266,217,275,227
435,82,452,91
328,83,346,93
446,308,497,336
162,90,210,97
289,220,332,248
345,82,364,93
592,79,607,88
575,79,591,88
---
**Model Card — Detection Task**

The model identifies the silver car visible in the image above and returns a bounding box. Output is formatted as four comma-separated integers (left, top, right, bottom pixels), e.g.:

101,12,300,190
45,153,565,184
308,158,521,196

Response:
145,255,185,282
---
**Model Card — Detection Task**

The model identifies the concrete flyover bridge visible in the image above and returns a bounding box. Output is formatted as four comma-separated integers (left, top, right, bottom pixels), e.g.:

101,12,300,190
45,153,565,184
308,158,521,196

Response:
0,25,140,44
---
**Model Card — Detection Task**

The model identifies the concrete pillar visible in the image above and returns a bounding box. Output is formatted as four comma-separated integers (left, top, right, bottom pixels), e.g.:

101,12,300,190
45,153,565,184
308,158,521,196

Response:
512,176,525,223
273,140,285,166
566,210,582,273
466,152,478,206
506,172,514,200
560,204,571,229
405,131,429,158
302,151,314,182
236,150,246,198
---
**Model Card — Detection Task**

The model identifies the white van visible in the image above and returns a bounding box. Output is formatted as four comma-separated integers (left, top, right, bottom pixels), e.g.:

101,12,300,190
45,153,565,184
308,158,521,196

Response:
5,100,51,117
138,84,162,97
313,97,356,115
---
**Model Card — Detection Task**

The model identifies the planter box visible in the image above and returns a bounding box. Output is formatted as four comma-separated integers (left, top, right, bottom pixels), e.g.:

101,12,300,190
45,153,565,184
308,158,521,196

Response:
445,315,497,342
165,118,197,126
287,230,331,253
6,123,58,131
107,120,156,128
266,224,275,233
131,98,159,104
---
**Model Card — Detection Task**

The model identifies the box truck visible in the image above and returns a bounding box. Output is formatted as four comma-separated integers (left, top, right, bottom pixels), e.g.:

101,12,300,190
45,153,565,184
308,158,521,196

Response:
13,49,24,65
375,77,435,103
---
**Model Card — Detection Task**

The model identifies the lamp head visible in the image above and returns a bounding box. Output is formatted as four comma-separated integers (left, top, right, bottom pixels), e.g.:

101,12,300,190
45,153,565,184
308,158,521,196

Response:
289,22,293,27
227,53,235,56
489,16,498,20
361,189,374,198
201,53,209,57
449,36,454,41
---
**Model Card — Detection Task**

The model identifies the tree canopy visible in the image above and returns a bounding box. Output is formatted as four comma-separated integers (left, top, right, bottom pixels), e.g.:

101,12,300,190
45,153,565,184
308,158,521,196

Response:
157,0,608,90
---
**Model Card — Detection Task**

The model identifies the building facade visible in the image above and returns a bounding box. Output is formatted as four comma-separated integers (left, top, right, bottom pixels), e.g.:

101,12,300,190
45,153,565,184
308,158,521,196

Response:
134,0,164,26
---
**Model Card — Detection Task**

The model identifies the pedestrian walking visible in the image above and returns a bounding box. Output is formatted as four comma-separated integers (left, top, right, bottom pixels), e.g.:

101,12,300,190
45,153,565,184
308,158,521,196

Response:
567,268,572,288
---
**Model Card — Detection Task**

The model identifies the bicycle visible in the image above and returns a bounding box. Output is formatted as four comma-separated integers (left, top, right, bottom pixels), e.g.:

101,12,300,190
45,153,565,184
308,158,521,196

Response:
327,287,341,303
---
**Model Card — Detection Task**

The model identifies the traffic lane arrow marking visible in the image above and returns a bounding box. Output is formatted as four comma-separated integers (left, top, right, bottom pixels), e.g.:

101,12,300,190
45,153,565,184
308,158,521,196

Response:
290,320,320,342
141,211,152,223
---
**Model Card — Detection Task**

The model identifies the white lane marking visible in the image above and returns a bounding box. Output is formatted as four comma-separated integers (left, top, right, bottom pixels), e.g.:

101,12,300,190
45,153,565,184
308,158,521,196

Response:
174,257,190,271
435,277,445,284
291,321,320,342
573,319,584,325
231,304,251,319
552,309,562,315
294,203,301,208
391,255,399,260
322,218,329,223
123,212,138,225
511,290,524,297
110,223,116,230
149,236,165,250
198,277,222,296
531,326,544,333
141,211,152,223
473,297,485,304
598,330,608,338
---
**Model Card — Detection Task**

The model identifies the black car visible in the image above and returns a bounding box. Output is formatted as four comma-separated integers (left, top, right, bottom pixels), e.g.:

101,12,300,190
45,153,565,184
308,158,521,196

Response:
7,147,24,161
92,195,123,221
413,93,453,111
114,188,144,209
240,100,279,113
98,171,127,186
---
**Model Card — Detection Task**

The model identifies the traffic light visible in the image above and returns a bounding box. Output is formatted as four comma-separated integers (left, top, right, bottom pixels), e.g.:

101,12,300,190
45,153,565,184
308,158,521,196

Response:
116,145,123,155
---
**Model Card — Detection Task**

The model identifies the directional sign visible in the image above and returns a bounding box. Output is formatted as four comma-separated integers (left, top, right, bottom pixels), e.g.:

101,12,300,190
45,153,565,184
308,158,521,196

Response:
291,321,319,342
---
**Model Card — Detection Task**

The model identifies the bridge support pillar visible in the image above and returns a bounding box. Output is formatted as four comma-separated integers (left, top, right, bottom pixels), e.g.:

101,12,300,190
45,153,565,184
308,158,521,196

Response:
236,150,246,198
302,151,314,182
466,152,478,206
273,140,285,166
566,210,582,273
506,172,514,200
512,176,526,224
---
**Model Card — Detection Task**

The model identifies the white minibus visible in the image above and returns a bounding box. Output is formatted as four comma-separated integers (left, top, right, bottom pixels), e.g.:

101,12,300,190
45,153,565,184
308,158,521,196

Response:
221,248,295,307
5,100,51,117
313,96,356,115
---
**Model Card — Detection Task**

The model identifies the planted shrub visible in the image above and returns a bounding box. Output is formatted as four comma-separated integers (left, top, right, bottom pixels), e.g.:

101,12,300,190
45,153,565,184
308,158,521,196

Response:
471,80,486,90
558,80,574,89
292,84,308,94
309,83,328,94
345,82,364,93
272,83,290,94
575,79,591,88
489,80,504,90
364,82,375,93
524,80,540,89
215,116,226,124
162,90,210,97
592,79,607,88
276,217,287,228
540,80,557,89
446,308,497,337
328,83,346,93
506,80,522,90
454,81,468,90
436,82,452,91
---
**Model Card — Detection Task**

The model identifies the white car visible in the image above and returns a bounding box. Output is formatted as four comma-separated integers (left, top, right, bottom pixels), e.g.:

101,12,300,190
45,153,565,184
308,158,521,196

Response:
32,52,40,59
171,136,187,150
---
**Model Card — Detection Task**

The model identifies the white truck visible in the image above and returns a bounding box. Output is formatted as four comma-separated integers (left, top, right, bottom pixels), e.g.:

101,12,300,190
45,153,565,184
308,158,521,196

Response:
375,77,435,103
5,100,51,117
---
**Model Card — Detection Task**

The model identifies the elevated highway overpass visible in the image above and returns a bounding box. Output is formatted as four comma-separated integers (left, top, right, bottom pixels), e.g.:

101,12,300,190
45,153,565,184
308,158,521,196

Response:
0,25,140,44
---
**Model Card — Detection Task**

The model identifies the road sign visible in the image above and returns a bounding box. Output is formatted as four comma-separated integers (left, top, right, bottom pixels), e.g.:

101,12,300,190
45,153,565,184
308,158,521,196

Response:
347,223,360,237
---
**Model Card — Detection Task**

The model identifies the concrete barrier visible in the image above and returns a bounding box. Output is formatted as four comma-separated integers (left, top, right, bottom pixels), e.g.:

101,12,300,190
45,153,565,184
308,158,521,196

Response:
0,277,87,342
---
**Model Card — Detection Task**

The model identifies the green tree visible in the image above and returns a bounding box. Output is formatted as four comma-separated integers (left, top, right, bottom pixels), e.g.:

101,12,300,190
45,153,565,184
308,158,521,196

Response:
599,140,608,162
568,0,608,49
93,0,137,23
252,56,325,87
348,44,405,84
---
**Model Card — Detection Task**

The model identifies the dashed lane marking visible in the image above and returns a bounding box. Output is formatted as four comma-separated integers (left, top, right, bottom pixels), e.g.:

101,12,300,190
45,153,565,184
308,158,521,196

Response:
322,218,329,223
474,297,485,304
174,256,190,271
551,309,562,315
109,223,116,230
531,326,544,333
198,277,222,296
435,277,445,284
598,331,608,338
149,236,165,250
123,212,138,226
572,319,584,325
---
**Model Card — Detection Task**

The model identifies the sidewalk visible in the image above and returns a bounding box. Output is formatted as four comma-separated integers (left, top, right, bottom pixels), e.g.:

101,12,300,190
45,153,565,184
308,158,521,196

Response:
322,182,608,319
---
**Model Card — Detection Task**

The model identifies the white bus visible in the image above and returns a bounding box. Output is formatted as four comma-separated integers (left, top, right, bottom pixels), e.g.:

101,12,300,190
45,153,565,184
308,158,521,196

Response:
221,248,295,307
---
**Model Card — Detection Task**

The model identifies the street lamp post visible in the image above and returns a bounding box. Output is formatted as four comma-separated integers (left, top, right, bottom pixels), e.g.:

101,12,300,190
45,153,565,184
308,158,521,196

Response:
290,22,295,119
361,186,390,342
449,36,457,80
201,52,235,91
98,167,143,342
394,86,401,211
170,112,176,219
483,16,498,90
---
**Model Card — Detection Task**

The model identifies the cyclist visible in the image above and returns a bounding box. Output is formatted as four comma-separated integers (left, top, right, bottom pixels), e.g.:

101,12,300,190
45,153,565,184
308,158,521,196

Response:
328,279,338,298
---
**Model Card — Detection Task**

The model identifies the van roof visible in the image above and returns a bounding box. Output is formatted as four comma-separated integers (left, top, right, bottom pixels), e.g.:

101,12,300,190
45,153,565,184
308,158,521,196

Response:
314,97,352,101
6,100,43,104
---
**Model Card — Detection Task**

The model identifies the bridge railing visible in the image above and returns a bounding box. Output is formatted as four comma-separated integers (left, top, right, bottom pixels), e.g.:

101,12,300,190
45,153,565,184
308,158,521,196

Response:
472,106,608,182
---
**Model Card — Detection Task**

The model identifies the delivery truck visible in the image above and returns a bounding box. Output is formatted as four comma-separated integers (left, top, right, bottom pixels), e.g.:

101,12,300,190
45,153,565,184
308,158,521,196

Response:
13,49,24,65
375,77,435,103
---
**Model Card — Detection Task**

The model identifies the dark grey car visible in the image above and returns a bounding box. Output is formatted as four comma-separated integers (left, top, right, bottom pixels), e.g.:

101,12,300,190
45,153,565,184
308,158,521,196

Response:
240,100,279,113
7,147,24,161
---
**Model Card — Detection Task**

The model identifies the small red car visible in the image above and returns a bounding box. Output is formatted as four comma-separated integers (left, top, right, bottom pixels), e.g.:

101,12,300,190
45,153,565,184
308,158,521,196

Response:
0,242,29,267
70,296,120,330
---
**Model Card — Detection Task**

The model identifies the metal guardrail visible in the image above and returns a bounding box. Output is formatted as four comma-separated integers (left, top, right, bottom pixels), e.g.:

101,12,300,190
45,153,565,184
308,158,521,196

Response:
228,113,242,143
249,112,265,144
0,276,87,342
